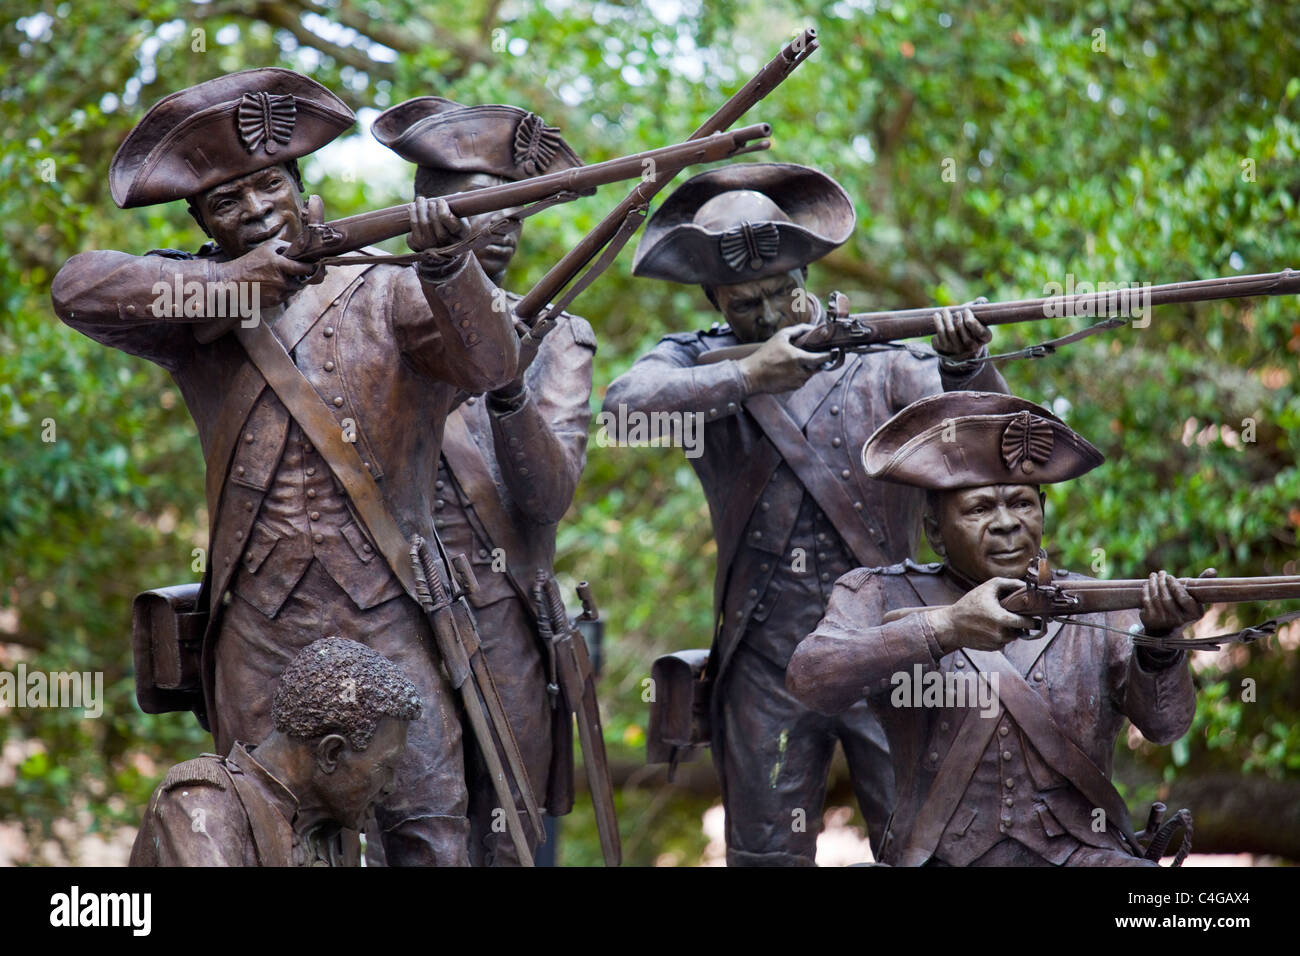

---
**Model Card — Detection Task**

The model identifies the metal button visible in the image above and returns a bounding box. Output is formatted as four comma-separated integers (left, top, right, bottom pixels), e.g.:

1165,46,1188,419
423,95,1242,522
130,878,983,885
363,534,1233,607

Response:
306,467,316,476
726,402,737,413
998,725,1008,736
323,326,334,336
126,304,136,315
748,589,758,598
820,572,830,582
460,318,470,329
466,332,479,344
313,533,324,544
1005,797,1013,807
816,532,827,543
1002,751,1012,761
939,721,949,732
307,489,316,499
929,751,939,762
435,499,444,510
734,611,743,619
998,824,1007,834
519,467,530,477
955,659,965,668
759,563,770,572
1001,815,1011,826
222,591,232,605
478,549,489,558
435,480,444,490
760,501,770,511
333,396,344,407
435,519,446,529
362,543,372,553
236,466,246,476
751,531,762,540
244,501,253,512
755,604,765,614
235,531,243,541
840,469,851,479
817,552,827,561
1033,671,1044,681
709,407,717,417
853,501,863,511
829,405,840,415
324,361,335,372
1004,778,1014,789
310,511,320,521
363,462,371,471
467,397,477,405
244,433,254,443
831,437,841,448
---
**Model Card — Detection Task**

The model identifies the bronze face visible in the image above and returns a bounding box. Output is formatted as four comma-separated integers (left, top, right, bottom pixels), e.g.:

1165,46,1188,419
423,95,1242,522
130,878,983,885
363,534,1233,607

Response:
710,268,805,343
417,169,522,281
928,483,1044,583
313,717,409,831
196,164,305,256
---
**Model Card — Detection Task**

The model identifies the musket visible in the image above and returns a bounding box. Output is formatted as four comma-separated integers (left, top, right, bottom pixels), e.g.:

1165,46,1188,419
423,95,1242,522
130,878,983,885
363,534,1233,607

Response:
695,269,1300,366
534,572,621,866
409,534,546,865
884,556,1300,650
511,28,820,369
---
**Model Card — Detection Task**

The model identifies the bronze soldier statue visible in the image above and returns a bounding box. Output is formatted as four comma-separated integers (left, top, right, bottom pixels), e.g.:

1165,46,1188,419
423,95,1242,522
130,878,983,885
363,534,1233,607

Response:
51,69,519,866
131,638,420,867
787,391,1204,866
604,162,1007,865
372,97,598,865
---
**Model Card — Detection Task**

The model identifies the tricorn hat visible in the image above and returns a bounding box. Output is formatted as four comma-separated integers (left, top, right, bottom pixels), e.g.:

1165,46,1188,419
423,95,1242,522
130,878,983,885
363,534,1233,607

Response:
862,391,1105,490
631,162,855,285
109,68,354,208
372,97,582,180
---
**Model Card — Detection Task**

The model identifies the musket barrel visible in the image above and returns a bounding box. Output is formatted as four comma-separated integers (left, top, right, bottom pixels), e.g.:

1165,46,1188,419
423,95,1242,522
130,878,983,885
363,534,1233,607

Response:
291,125,772,261
846,270,1300,345
514,30,817,321
1010,575,1300,615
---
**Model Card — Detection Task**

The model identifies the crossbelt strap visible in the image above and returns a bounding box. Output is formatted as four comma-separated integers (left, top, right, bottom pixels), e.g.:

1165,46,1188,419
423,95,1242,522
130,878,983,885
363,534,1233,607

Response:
744,393,887,569
963,647,1142,855
440,408,534,607
234,320,418,599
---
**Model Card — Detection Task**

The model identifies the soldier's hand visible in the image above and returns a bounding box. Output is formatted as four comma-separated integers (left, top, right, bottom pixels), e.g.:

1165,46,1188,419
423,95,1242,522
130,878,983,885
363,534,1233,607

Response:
736,324,823,395
408,196,469,254
1139,569,1208,636
218,240,317,311
929,577,1036,653
932,306,992,360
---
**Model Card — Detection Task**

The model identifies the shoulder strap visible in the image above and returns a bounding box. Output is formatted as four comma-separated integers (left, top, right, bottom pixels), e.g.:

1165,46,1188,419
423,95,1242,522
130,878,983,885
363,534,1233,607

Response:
440,407,534,608
963,647,1142,855
233,319,418,600
744,392,887,569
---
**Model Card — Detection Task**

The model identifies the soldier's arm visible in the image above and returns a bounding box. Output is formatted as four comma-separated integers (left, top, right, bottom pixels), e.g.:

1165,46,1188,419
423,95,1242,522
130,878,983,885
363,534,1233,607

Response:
1107,614,1197,746
134,783,254,867
488,315,596,524
603,334,749,423
787,571,942,715
392,199,518,393
51,250,214,370
52,243,316,370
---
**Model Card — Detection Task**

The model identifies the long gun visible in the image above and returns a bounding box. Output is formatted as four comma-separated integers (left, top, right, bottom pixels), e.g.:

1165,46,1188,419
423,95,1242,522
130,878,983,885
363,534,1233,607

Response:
534,573,621,866
512,28,820,370
695,269,1300,366
884,556,1300,650
409,534,546,865
282,126,773,263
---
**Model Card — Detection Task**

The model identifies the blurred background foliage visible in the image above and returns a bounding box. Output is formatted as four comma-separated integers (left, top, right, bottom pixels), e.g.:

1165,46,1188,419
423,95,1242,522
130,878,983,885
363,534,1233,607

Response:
3,0,1300,864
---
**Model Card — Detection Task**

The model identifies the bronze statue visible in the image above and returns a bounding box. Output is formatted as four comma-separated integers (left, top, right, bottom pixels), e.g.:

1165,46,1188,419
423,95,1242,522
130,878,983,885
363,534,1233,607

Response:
51,68,520,866
131,638,421,867
786,391,1205,866
604,162,1007,865
372,97,607,866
